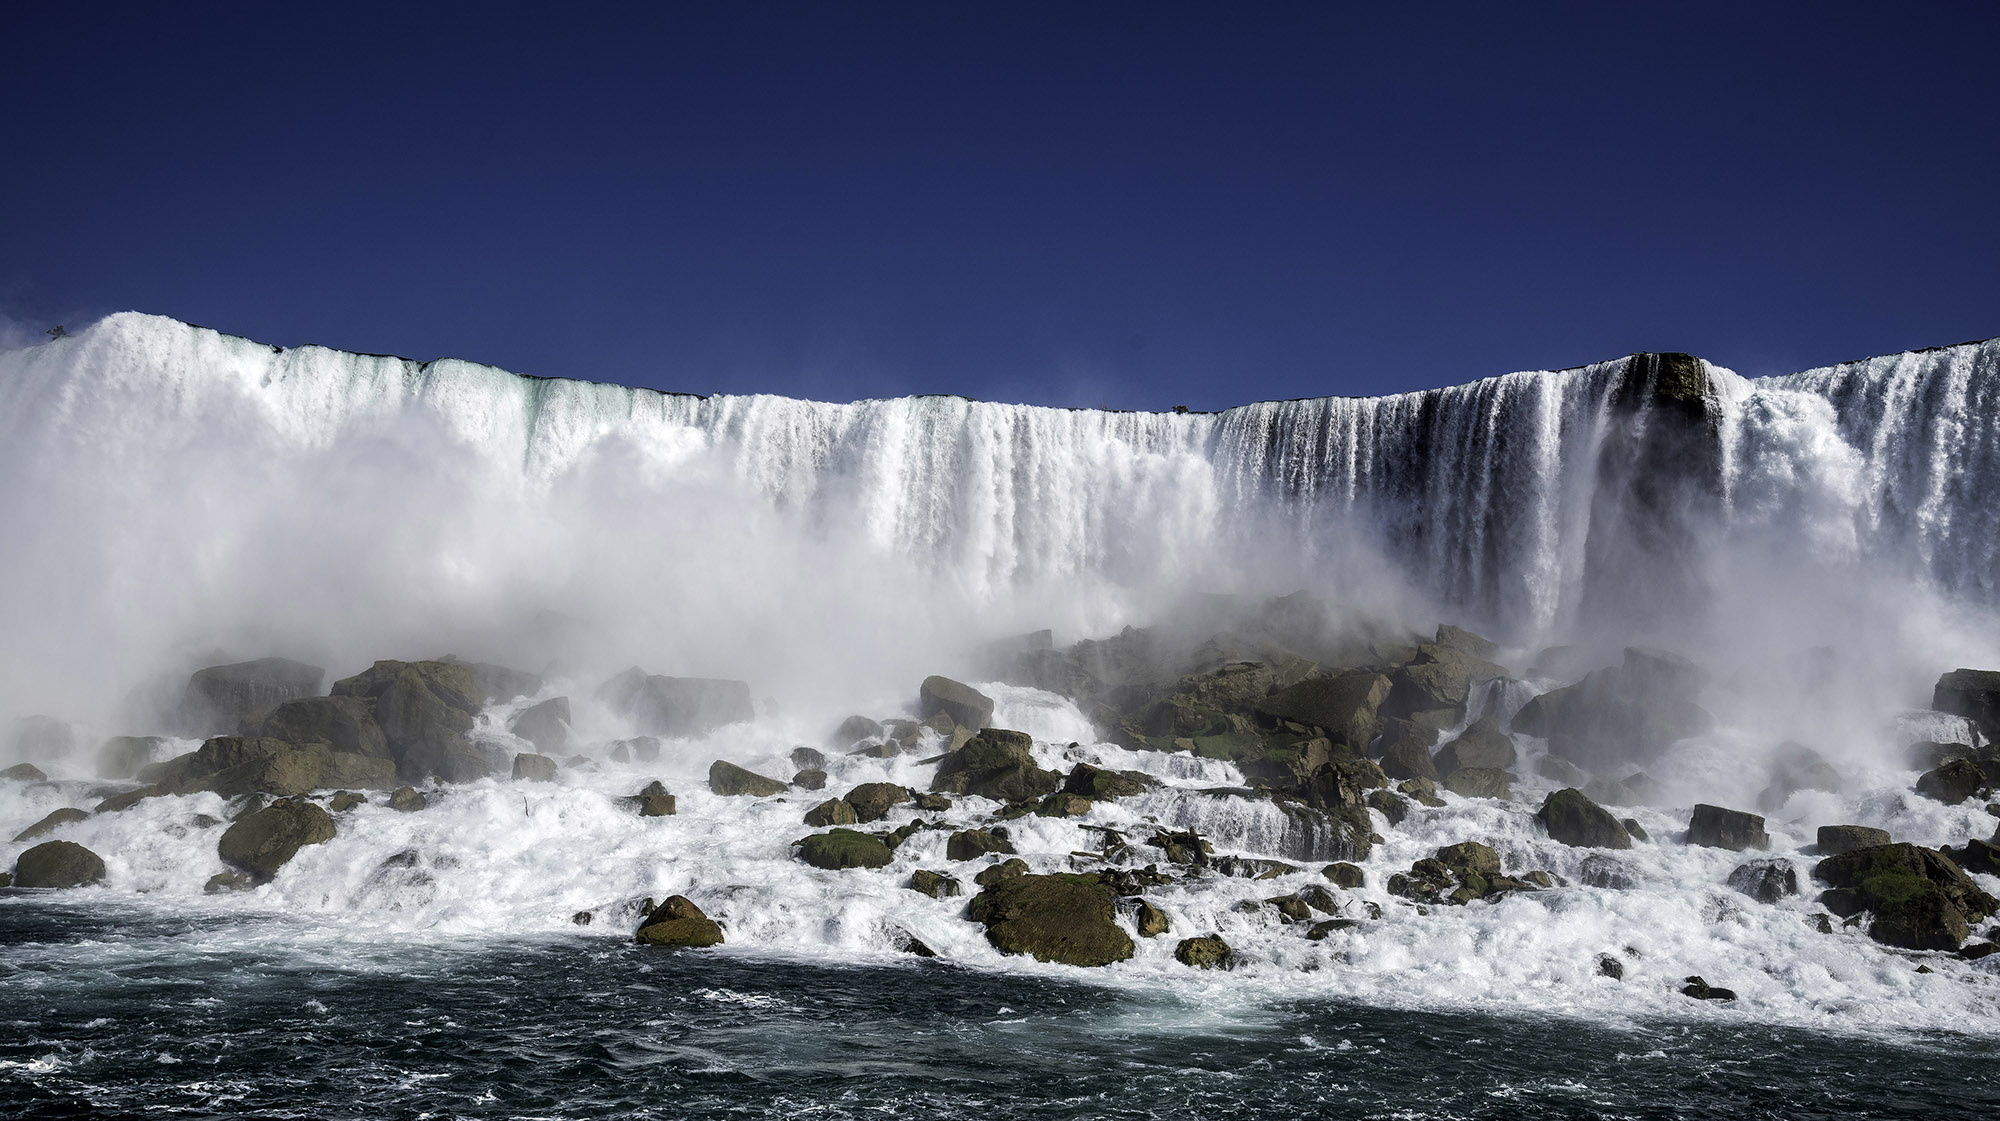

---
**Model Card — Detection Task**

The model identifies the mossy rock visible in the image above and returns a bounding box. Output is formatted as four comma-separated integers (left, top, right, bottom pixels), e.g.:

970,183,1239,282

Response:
1322,862,1365,889
919,675,994,732
1135,899,1170,937
1036,792,1095,818
1814,843,1997,950
803,798,857,827
13,840,105,889
947,828,1016,861
217,798,336,882
1174,935,1232,970
624,781,676,817
797,828,894,870
969,873,1135,966
635,895,724,948
844,782,910,824
13,807,88,843
909,869,962,898
930,729,1060,802
975,858,1029,886
1916,758,1985,805
1063,763,1153,801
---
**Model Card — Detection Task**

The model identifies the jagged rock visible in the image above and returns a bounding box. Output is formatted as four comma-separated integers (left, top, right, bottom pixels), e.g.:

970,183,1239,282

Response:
1322,862,1365,888
332,660,490,782
929,729,1061,803
832,715,883,746
1365,788,1408,826
909,869,962,898
230,793,268,820
969,873,1135,966
1397,777,1445,807
792,769,828,790
1945,838,2000,876
623,780,677,817
12,840,105,888
1257,671,1392,752
947,828,1016,860
919,675,994,732
1815,843,1997,950
509,697,571,755
13,808,89,842
327,791,365,812
256,696,388,760
597,669,754,737
708,760,787,797
845,782,910,824
1389,841,1539,906
1537,755,1587,787
1036,792,1094,818
1437,841,1501,877
634,896,724,948
1174,935,1232,969
1622,817,1649,843
1537,788,1632,849
1378,727,1439,782
1729,859,1799,903
144,736,395,798
888,926,935,957
1512,647,1713,770
1443,766,1511,800
204,870,252,894
1597,954,1625,980
96,736,165,780
1264,894,1312,923
511,753,558,782
1434,624,1500,661
1758,742,1842,811
3,762,48,782
790,746,827,771
1387,644,1507,724
1916,758,1985,805
975,858,1030,886
181,657,325,732
803,798,857,827
388,786,427,812
1063,763,1153,800
1817,825,1890,855
1681,976,1736,1001
1579,853,1639,889
1934,668,2000,742
1687,804,1769,851
217,798,335,882
797,828,894,869
1434,718,1517,774
1136,899,1170,937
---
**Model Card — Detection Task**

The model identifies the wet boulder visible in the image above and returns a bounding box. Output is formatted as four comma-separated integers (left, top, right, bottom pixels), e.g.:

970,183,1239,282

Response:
1687,804,1768,851
1944,839,2000,877
597,669,754,738
1511,647,1713,770
1814,843,1998,951
708,760,787,797
1433,718,1517,774
1728,859,1800,903
844,782,911,824
1916,758,1985,805
511,753,558,782
1063,763,1153,801
1443,767,1511,800
1257,671,1392,752
10,716,76,764
327,791,365,812
1434,624,1500,661
96,736,166,780
255,696,388,761
12,840,106,888
95,785,165,814
332,659,489,782
1135,899,1170,937
1817,825,1890,855
803,798,857,827
1377,721,1440,782
623,780,677,817
968,873,1135,966
1366,789,1408,826
909,869,962,898
1174,935,1232,970
1536,788,1632,849
634,895,724,948
3,762,48,782
1933,668,2000,742
217,797,336,882
1389,841,1540,906
929,729,1061,803
1537,755,1587,787
946,828,1016,860
792,769,828,790
509,697,571,755
796,828,894,870
1681,976,1737,1002
13,807,89,843
918,675,994,733
1322,862,1365,889
147,736,394,798
1757,742,1842,811
180,657,325,733
832,715,884,747
1397,777,1445,807
388,786,427,812
1578,853,1640,890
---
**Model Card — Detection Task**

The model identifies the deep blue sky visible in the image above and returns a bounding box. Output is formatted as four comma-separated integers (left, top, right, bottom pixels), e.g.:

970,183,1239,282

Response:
5,3,1996,409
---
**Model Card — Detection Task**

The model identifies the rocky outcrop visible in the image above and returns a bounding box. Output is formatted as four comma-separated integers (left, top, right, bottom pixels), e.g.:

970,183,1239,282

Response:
1814,843,1997,950
1817,825,1890,855
803,798,857,827
919,675,994,732
1728,859,1799,903
509,697,571,755
634,896,724,947
598,669,754,737
1916,758,1985,805
1933,668,2000,742
388,786,427,812
1687,804,1769,851
255,696,388,761
1388,841,1543,906
180,657,325,733
1382,645,1505,729
968,873,1135,966
332,660,491,782
144,736,396,798
1257,671,1392,751
1443,767,1510,800
1063,763,1153,801
796,829,894,869
930,729,1060,803
511,753,558,782
13,807,89,842
708,760,787,797
832,715,884,747
1536,788,1631,848
1434,717,1516,775
12,840,106,888
909,869,962,898
1174,935,1232,969
217,798,336,882
844,782,910,824
947,828,1015,861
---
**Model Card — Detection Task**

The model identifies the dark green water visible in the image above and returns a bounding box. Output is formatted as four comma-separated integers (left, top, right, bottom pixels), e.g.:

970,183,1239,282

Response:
2,897,1994,1120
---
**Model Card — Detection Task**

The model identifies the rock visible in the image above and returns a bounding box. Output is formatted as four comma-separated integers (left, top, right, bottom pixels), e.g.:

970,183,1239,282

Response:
1536,788,1632,849
509,697,571,755
146,736,396,798
331,660,490,782
792,769,828,790
929,729,1061,803
13,808,89,842
909,869,962,898
12,840,106,888
624,780,676,817
217,798,336,882
598,670,755,737
975,858,1029,886
634,896,724,948
1757,742,1842,811
1397,777,1445,807
1366,788,1408,826
1933,668,2000,742
1579,854,1639,889
1537,755,1587,786
10,716,76,764
947,829,1016,860
1597,954,1625,980
1433,718,1517,774
1814,843,1998,950
388,786,427,812
1256,671,1393,752
1443,766,1511,800
1322,862,1365,888
327,791,366,812
1582,775,1643,807
512,753,558,782
181,657,325,732
95,785,164,814
1916,758,1985,805
204,870,252,894
1687,804,1769,851
968,873,1135,966
1436,841,1501,878
1389,841,1538,907
848,740,901,759
791,746,828,771
1729,859,1799,903
1378,729,1440,782
1434,624,1500,661
3,762,48,782
1174,935,1232,970
1946,838,2000,876
1063,763,1153,801
1681,976,1736,1001
803,798,857,827
889,927,936,957
708,760,787,797
832,715,883,747
230,793,269,820
1621,817,1649,843
797,828,894,870
1512,648,1713,770
1817,825,1891,855
1136,899,1170,937
1265,894,1312,923
95,736,165,780
845,782,911,824
918,675,994,732
255,696,388,760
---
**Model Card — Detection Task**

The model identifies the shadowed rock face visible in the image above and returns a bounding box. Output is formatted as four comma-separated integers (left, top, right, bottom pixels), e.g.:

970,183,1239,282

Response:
968,873,1134,967
12,840,105,888
1512,646,1714,772
919,676,994,732
1815,843,1997,951
180,658,326,734
332,660,490,783
217,798,336,883
1687,804,1768,851
634,896,723,948
1536,788,1631,849
930,729,1060,803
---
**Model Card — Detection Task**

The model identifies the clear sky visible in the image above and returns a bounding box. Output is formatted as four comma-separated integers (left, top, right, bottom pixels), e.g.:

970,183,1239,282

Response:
5,2,1996,409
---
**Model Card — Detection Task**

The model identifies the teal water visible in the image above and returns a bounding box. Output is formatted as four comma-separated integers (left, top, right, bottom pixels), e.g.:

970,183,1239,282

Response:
2,896,1994,1120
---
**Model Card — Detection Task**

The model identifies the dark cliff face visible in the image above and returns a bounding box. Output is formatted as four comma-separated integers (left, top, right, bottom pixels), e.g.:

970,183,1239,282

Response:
1580,353,1727,633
